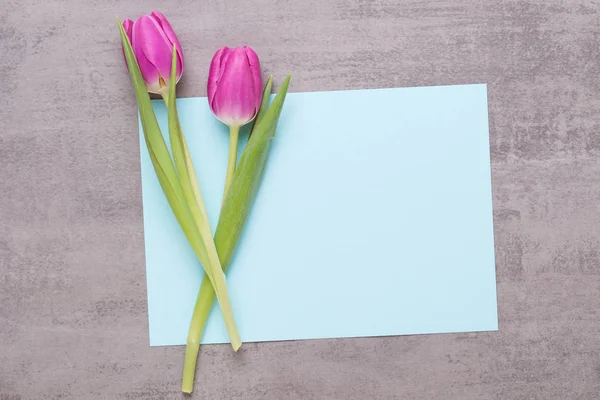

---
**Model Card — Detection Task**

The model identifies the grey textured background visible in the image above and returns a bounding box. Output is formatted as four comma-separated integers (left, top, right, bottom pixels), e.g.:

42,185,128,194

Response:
1,0,600,399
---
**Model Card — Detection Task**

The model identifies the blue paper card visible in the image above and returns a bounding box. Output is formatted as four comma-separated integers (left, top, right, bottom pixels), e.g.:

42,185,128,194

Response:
140,84,498,346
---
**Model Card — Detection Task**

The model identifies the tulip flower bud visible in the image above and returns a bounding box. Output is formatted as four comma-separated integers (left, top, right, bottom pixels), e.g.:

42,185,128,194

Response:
122,11,183,95
207,46,262,128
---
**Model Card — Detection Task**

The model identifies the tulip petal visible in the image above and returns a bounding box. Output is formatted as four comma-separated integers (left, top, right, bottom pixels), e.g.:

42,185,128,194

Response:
207,47,229,109
243,46,263,111
150,11,184,78
120,19,134,69
131,18,160,91
122,19,134,42
136,15,176,88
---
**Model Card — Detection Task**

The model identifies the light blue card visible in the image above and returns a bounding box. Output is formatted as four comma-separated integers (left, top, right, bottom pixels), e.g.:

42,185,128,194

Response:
140,83,498,346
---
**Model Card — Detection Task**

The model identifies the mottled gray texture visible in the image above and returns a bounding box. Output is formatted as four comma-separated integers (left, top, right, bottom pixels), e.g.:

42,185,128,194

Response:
1,0,599,399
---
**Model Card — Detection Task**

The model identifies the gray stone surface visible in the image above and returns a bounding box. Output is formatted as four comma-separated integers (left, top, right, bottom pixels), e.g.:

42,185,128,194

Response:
1,0,600,398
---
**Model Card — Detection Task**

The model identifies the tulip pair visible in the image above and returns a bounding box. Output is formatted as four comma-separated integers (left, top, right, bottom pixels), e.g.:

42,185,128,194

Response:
119,10,290,395
123,13,262,199
122,11,261,124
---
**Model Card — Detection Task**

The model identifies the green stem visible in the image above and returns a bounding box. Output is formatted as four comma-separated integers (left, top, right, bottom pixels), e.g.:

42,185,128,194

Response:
180,137,242,393
182,214,239,393
181,275,218,393
181,75,289,394
182,342,200,394
222,125,240,204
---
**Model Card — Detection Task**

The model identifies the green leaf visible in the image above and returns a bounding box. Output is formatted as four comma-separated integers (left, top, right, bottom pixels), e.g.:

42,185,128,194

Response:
118,21,196,245
249,75,273,139
166,48,241,351
216,75,291,263
117,23,179,197
117,20,241,349
119,21,198,279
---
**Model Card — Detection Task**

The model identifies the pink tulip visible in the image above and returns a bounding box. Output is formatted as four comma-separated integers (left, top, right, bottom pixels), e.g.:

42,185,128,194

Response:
207,46,262,127
122,11,183,95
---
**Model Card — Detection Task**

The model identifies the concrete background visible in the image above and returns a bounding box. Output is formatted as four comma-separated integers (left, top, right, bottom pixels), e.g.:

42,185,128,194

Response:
1,0,600,398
